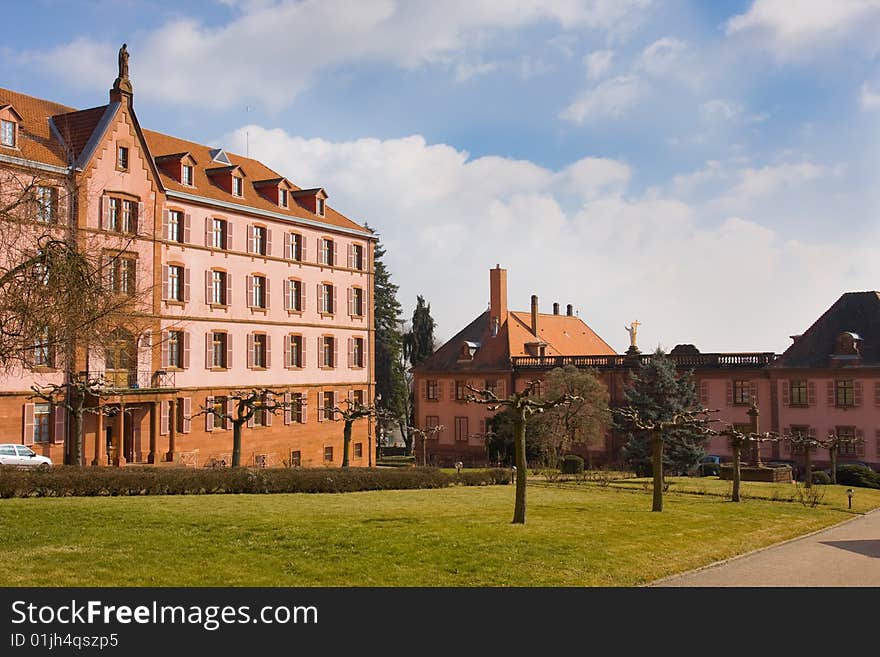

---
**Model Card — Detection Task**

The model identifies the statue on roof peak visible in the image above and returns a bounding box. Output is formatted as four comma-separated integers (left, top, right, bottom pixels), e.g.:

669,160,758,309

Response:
118,44,129,79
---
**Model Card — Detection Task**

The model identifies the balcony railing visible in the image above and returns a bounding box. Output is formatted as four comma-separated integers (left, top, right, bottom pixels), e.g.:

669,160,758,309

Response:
511,352,778,371
85,369,177,390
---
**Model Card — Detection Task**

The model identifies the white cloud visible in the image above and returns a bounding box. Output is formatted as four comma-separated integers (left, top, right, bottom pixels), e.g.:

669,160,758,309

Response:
733,161,844,198
559,75,642,123
454,60,498,82
584,49,614,80
726,0,880,55
700,99,741,121
861,81,880,109
19,0,651,110
220,125,880,353
637,37,687,75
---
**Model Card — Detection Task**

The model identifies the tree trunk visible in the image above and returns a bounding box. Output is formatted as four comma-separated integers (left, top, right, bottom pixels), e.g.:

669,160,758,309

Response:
73,406,84,467
652,429,663,512
804,447,812,489
512,409,527,524
232,421,243,467
342,419,353,468
731,442,741,503
829,446,837,485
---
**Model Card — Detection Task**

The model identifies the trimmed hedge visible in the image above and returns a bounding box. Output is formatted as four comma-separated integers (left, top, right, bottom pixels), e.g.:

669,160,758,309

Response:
0,465,511,498
561,455,585,475
835,464,880,490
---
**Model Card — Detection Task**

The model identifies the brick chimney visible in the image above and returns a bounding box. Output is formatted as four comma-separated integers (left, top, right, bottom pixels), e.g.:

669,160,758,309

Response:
489,265,507,334
566,304,573,317
531,295,539,336
553,302,559,315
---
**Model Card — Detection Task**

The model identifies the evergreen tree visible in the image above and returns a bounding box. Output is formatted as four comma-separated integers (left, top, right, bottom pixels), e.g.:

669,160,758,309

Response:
403,295,436,368
368,226,407,433
619,349,707,477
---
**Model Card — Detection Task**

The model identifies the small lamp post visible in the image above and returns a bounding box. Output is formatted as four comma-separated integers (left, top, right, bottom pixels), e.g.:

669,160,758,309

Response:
846,488,854,510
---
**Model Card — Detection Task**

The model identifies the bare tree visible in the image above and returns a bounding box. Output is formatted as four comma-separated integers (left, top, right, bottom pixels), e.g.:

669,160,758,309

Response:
325,396,384,467
528,365,610,470
717,425,779,502
29,373,112,466
780,430,864,486
410,423,445,467
193,389,288,467
466,381,580,524
614,406,717,512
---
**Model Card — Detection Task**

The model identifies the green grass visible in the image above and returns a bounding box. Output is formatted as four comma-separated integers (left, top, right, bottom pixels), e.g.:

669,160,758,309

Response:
1,478,877,587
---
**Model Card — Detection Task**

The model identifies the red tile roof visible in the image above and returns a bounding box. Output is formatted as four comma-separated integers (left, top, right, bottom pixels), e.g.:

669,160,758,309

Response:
51,105,111,164
0,87,369,235
0,88,73,168
143,129,369,234
416,309,616,373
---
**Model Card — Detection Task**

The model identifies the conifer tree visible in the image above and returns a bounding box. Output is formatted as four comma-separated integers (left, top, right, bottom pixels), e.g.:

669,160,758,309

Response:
403,295,436,368
619,350,707,478
367,226,407,433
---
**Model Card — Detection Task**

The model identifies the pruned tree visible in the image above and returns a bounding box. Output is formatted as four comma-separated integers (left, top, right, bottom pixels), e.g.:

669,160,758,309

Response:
528,365,610,469
781,429,864,486
615,406,717,512
717,424,778,502
325,396,384,467
194,388,288,467
779,429,821,489
29,373,110,466
410,423,445,467
467,381,581,524
819,430,864,485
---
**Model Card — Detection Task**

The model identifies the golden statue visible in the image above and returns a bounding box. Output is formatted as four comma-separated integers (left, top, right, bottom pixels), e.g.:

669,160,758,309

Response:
625,320,641,348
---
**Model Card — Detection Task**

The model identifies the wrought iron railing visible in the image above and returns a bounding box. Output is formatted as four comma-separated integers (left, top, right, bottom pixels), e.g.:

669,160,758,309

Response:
511,352,777,371
86,369,177,390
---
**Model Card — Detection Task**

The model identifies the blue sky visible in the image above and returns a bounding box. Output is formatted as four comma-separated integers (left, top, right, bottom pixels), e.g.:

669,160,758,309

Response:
4,0,880,353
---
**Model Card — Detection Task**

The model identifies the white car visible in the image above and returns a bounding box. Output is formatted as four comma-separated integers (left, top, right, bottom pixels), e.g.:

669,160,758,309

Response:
0,444,53,469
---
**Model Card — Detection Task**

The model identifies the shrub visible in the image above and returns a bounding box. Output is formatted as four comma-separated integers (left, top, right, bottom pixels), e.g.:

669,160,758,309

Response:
794,482,826,507
810,471,831,485
835,465,880,490
0,465,510,498
560,455,584,475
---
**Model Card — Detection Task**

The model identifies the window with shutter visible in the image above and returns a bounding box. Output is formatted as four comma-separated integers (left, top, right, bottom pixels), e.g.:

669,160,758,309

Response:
160,400,169,436
52,407,65,444
205,396,214,432
182,397,192,434
700,381,709,405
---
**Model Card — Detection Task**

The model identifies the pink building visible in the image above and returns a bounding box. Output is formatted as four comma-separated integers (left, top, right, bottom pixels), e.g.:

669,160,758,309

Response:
416,267,880,471
0,50,375,468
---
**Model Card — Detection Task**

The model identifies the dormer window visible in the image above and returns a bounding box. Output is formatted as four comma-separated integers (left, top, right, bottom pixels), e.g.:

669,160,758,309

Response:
458,341,479,360
182,165,194,186
232,176,243,197
1,119,16,148
834,332,861,356
280,188,288,208
317,198,325,216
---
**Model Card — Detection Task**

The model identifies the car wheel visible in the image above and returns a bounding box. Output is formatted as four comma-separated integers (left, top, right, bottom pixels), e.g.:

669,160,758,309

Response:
37,463,50,471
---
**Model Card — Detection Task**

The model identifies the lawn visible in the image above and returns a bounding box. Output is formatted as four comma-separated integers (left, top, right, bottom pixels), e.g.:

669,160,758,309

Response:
1,478,877,587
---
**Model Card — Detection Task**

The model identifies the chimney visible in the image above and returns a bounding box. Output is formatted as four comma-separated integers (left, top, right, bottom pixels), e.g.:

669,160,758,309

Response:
566,304,573,317
531,295,539,336
553,302,559,315
489,265,507,334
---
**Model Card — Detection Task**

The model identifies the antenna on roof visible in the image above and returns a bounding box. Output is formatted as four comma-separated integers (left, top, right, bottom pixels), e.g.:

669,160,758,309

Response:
245,105,252,157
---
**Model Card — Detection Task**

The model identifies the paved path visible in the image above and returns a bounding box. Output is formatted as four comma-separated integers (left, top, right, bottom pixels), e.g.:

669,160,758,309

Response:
652,509,880,587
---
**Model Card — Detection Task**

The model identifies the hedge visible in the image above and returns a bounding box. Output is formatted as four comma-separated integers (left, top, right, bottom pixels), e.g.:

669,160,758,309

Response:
0,465,511,498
